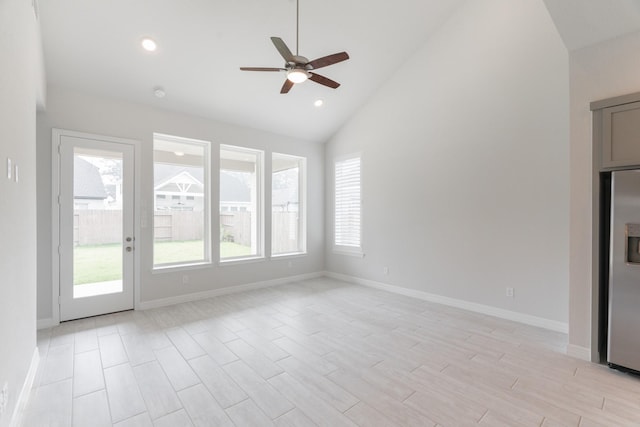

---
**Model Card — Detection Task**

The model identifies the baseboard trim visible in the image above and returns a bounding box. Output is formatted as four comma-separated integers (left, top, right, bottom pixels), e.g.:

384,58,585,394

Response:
9,348,39,427
566,344,591,361
325,271,569,334
37,317,58,330
139,271,325,310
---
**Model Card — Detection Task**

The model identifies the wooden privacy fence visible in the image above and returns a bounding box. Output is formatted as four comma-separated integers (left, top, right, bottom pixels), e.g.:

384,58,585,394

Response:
272,212,300,254
73,210,205,245
221,212,299,251
154,211,205,242
74,210,299,249
220,212,251,246
73,210,122,246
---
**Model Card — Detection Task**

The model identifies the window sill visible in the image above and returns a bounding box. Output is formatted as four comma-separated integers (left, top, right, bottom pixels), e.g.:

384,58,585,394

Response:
219,256,266,266
271,252,307,260
152,261,211,273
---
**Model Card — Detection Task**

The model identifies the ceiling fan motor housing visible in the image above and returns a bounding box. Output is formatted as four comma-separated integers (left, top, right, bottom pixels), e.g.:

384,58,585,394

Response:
289,56,309,67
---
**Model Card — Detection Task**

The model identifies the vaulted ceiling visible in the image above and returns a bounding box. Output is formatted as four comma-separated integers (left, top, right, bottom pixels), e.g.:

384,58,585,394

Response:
38,0,640,143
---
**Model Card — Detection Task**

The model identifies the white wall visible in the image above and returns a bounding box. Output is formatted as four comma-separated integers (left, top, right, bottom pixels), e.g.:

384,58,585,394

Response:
0,0,40,425
325,0,570,325
569,31,640,357
37,86,324,322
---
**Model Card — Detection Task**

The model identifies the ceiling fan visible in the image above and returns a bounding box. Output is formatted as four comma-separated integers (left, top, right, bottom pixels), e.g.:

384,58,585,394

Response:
239,0,349,94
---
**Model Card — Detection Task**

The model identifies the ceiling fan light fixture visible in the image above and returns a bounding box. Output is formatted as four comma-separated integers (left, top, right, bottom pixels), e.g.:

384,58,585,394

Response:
239,0,349,93
287,69,309,83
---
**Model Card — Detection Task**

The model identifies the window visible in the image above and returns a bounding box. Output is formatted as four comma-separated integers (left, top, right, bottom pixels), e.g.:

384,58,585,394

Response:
220,145,263,261
334,155,362,254
153,133,210,268
272,153,306,256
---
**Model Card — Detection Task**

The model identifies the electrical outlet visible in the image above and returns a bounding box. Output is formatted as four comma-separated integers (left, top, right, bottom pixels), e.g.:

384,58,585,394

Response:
182,275,189,285
383,266,389,275
506,287,515,298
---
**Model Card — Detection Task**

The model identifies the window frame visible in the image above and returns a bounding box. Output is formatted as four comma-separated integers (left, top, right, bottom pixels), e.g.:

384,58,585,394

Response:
271,152,307,258
219,144,265,264
152,133,212,271
333,153,363,257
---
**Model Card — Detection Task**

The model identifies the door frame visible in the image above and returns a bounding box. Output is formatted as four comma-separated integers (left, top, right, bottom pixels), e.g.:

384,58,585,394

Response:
51,128,142,325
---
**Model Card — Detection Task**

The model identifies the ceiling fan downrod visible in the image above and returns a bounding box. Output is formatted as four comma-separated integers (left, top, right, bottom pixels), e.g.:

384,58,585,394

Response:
296,0,299,56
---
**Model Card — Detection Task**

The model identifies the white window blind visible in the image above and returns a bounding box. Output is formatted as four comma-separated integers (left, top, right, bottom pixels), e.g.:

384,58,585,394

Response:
334,156,361,250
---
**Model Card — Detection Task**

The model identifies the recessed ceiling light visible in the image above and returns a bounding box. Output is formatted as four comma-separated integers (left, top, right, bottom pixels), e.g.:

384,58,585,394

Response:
154,87,166,98
314,99,324,107
174,151,185,157
141,38,157,52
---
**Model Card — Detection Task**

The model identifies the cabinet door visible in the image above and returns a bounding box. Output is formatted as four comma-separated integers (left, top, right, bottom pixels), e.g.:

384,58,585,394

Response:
602,101,640,168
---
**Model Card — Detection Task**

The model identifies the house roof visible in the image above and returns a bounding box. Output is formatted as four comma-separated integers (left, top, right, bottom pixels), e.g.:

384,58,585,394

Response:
74,157,107,200
154,169,203,191
154,164,204,186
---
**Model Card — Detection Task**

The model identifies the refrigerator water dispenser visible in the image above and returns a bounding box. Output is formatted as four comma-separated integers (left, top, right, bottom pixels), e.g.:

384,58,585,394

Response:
626,223,640,264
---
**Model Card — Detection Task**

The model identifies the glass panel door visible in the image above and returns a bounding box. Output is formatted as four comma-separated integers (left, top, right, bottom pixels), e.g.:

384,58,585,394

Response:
59,135,135,321
72,148,124,298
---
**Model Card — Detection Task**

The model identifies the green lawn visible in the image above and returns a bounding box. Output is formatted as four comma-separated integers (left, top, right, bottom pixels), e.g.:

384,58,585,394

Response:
220,241,252,259
154,240,206,266
74,243,123,285
74,240,252,284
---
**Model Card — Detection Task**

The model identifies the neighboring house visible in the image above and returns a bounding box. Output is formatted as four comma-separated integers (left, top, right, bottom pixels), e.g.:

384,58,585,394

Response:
73,157,107,210
153,165,254,244
154,163,252,212
154,164,205,211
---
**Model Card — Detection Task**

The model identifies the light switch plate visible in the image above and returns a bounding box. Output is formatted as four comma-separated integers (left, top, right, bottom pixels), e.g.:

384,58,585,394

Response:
7,158,11,180
14,164,19,183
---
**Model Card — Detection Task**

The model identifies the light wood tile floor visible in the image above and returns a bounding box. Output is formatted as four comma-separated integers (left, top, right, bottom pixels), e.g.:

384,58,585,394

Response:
23,277,640,426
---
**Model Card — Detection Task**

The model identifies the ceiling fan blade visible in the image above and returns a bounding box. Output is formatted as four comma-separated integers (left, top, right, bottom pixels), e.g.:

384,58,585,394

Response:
280,79,294,94
309,72,340,89
240,67,285,72
307,52,349,70
271,37,295,63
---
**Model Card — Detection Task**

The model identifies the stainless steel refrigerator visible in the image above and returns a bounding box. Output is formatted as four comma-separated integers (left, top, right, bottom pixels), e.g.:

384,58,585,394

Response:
608,169,640,372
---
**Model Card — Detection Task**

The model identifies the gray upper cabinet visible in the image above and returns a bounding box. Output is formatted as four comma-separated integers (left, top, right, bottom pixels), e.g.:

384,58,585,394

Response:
603,102,640,168
592,93,640,170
